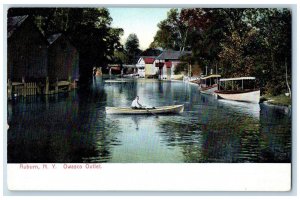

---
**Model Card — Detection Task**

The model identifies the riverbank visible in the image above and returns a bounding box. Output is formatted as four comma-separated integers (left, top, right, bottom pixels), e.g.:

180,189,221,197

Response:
261,94,292,107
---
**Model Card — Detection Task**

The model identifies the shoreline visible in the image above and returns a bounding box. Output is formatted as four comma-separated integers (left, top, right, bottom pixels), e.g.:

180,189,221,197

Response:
261,101,291,114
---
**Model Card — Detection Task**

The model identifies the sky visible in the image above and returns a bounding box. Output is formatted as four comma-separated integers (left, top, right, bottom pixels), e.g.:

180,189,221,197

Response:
108,8,170,50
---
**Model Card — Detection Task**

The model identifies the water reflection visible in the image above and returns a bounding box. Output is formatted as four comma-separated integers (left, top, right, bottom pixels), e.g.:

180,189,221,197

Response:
7,78,291,163
218,99,260,120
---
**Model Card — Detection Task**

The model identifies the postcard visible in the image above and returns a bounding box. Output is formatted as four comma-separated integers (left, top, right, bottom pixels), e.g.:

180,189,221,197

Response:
5,5,293,192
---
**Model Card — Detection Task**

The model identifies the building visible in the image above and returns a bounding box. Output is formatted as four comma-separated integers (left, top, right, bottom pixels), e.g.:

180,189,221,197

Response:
47,33,79,83
136,57,158,78
8,15,48,82
136,49,162,78
155,50,191,80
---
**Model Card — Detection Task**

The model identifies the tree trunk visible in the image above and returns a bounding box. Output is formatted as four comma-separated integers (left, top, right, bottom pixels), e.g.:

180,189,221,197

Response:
285,59,291,99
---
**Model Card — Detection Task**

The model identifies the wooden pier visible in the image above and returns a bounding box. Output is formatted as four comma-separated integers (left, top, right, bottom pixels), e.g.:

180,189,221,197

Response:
8,77,77,100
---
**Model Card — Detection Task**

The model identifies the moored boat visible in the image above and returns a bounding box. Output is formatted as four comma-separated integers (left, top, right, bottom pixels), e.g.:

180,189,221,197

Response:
199,74,221,95
106,104,184,115
215,77,260,103
105,79,134,83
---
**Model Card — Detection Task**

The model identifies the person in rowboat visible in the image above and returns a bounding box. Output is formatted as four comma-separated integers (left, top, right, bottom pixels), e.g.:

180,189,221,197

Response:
131,96,156,110
131,96,143,109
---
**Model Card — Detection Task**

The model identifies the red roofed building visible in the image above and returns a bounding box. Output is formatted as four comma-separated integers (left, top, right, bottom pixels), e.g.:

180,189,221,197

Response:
135,48,162,78
155,50,191,80
143,57,155,64
136,56,159,78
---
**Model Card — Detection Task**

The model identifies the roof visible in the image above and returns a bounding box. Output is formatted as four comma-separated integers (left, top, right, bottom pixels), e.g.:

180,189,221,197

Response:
143,57,155,64
156,50,191,60
200,74,221,79
7,15,29,38
47,33,62,45
219,77,256,81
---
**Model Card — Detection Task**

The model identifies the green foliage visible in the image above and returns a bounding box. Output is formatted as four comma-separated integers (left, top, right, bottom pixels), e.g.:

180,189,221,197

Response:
151,9,190,51
262,94,291,106
8,8,124,82
125,33,141,64
112,49,128,64
174,62,188,75
152,8,292,96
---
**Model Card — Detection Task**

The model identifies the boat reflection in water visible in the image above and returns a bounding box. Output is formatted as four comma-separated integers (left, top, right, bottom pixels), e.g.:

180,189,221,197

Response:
217,99,261,120
105,114,185,162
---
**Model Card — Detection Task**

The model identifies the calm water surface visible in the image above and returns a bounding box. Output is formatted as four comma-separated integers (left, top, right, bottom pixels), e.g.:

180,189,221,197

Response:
7,77,291,163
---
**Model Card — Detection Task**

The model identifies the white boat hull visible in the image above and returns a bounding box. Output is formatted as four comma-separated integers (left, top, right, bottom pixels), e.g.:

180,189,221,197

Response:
106,105,184,115
216,90,260,104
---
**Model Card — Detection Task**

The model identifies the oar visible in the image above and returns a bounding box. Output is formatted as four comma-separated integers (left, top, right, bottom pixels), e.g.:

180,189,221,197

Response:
143,106,159,118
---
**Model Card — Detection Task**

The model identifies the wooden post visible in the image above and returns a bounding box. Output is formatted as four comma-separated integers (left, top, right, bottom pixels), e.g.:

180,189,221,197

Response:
68,76,72,91
8,79,12,100
23,82,27,97
34,82,36,95
55,78,58,93
45,77,49,95
242,79,244,90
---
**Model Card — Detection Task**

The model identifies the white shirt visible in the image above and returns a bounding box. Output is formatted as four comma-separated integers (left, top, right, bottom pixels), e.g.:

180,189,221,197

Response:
131,98,142,108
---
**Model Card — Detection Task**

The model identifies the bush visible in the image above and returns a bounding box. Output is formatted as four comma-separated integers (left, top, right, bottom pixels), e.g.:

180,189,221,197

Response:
174,62,188,75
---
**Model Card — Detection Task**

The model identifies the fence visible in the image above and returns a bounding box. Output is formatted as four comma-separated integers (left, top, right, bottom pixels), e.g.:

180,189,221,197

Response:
12,82,38,97
7,78,76,100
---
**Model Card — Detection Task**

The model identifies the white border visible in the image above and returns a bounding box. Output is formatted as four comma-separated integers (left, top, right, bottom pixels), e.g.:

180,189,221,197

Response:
1,0,298,197
7,163,291,191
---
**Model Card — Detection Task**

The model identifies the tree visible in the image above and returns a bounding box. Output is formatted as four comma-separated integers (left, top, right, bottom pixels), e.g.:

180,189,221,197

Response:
151,9,190,51
241,8,291,95
8,8,124,83
151,8,291,96
125,33,141,64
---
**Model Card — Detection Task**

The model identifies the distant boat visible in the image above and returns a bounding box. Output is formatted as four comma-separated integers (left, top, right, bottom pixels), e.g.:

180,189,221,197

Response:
105,79,134,83
214,77,260,104
106,105,184,115
199,74,221,95
105,80,127,83
123,73,139,78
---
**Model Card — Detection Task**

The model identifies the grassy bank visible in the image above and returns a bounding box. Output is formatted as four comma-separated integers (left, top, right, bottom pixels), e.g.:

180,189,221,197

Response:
261,94,292,107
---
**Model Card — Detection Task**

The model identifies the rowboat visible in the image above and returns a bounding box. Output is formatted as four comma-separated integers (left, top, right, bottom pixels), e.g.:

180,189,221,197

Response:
215,77,260,103
106,104,184,115
199,74,221,95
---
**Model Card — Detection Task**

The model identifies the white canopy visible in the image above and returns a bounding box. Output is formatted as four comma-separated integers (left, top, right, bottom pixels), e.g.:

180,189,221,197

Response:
200,74,221,79
219,77,256,82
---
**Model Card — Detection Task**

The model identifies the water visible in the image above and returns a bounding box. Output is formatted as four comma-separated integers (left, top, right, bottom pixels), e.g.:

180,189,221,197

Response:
7,77,292,163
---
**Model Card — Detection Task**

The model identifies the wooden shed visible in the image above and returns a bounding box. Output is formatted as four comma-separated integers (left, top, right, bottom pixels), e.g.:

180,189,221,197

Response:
7,15,48,82
47,33,79,83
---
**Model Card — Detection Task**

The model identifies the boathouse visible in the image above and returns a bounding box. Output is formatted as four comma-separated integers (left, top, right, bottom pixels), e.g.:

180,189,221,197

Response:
155,50,191,80
136,49,162,78
8,15,48,82
47,33,79,83
136,57,156,78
